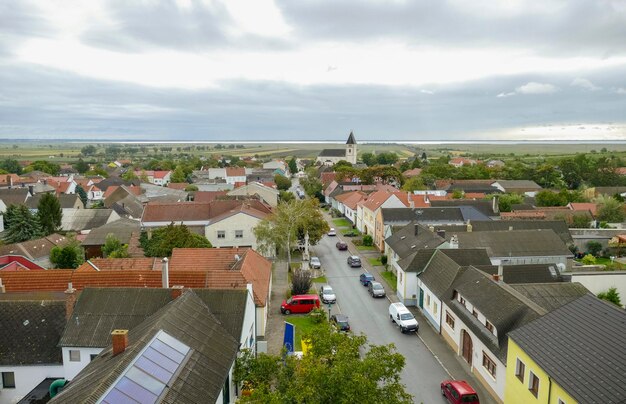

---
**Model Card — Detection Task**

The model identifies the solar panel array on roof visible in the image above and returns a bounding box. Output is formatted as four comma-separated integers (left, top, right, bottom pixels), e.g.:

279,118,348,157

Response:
99,330,190,404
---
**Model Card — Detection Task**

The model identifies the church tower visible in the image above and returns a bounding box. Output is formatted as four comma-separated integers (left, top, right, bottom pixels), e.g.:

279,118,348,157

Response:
345,131,357,164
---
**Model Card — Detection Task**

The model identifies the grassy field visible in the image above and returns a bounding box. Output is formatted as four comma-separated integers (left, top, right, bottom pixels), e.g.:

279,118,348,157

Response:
369,257,383,266
381,271,397,291
286,315,320,351
312,275,327,283
332,218,353,228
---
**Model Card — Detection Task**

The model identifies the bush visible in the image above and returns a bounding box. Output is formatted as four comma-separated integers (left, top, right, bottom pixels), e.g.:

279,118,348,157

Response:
586,241,603,257
291,269,312,296
330,208,342,218
362,234,373,247
380,255,388,265
309,307,327,323
581,254,596,265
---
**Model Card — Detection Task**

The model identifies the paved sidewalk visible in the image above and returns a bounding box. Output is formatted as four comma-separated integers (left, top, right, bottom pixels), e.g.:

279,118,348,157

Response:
265,260,289,355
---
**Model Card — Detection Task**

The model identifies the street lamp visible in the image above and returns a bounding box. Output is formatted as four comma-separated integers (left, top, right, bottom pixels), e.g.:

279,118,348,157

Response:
327,302,332,320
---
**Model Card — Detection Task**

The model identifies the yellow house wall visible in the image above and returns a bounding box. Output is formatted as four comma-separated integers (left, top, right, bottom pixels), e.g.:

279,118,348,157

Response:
505,339,578,404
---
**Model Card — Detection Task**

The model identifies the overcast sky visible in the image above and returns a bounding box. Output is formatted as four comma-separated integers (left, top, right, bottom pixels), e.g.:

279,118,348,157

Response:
1,0,625,142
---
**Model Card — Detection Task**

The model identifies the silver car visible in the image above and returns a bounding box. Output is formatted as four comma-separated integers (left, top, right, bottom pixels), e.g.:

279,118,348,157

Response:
319,285,337,304
310,256,321,269
368,281,386,298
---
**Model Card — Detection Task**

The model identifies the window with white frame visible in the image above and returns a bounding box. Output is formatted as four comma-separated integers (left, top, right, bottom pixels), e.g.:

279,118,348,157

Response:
217,230,226,239
515,358,525,382
69,349,81,362
445,311,455,329
529,371,540,397
1,372,15,388
235,230,243,238
482,352,496,378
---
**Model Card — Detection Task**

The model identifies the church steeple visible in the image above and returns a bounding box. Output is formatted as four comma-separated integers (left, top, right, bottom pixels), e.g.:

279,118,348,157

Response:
345,131,357,164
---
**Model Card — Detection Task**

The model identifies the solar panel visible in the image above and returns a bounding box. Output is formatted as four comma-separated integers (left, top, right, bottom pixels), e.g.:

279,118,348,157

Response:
99,330,191,404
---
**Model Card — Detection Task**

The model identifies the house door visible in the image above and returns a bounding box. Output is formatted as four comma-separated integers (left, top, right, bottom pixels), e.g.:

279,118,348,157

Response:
461,330,473,367
418,288,424,308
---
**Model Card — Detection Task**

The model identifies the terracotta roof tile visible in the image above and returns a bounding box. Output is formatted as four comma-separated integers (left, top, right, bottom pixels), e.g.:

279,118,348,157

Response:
0,270,74,292
226,167,245,177
170,248,249,271
142,201,211,222
193,191,228,203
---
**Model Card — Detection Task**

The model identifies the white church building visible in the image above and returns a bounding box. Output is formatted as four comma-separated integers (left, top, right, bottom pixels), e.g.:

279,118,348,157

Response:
316,132,358,165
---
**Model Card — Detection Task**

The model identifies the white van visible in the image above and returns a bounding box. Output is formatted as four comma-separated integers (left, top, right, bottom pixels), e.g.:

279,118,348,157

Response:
388,302,419,333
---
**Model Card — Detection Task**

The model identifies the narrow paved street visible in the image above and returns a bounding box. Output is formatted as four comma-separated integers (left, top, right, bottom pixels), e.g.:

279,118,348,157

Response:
313,234,450,403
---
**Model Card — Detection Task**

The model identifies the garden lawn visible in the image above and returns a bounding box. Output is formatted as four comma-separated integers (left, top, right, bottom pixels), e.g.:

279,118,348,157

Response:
381,271,397,291
312,275,327,283
356,245,377,251
332,218,353,228
369,257,383,266
285,315,320,351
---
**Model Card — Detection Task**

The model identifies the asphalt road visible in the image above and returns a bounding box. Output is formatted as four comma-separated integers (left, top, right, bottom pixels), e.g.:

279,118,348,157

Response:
313,234,451,404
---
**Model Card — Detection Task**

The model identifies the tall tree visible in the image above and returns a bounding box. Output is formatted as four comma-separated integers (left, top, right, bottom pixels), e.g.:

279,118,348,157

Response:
0,158,22,174
102,233,130,258
288,157,298,175
73,158,90,174
140,223,212,257
37,193,62,235
274,174,292,191
235,321,412,403
50,239,84,269
75,185,88,207
170,165,186,183
597,287,622,307
595,194,625,223
254,199,329,266
3,205,41,243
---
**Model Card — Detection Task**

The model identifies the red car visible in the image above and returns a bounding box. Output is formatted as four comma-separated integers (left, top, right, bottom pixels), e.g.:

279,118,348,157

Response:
441,380,479,404
336,241,348,250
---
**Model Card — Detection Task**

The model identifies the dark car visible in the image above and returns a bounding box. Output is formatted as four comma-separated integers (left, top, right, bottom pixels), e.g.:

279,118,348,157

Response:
359,273,375,286
441,380,480,404
347,255,362,267
368,281,386,298
336,241,348,250
330,314,350,331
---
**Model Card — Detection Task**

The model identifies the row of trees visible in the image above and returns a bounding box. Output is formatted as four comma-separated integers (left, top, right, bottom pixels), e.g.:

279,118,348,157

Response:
3,194,62,243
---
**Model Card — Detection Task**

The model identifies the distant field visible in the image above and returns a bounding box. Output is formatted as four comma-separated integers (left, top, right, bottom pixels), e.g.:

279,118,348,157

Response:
1,140,625,162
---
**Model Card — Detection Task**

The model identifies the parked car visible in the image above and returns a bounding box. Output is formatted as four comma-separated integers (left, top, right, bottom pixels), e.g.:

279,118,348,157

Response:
309,256,321,269
343,231,357,237
368,281,386,298
336,241,348,250
330,314,350,331
347,255,362,267
441,380,480,404
319,285,337,304
327,228,337,236
388,302,419,333
359,273,375,286
280,295,321,315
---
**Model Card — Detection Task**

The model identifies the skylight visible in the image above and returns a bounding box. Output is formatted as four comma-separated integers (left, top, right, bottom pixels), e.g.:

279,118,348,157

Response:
99,330,191,404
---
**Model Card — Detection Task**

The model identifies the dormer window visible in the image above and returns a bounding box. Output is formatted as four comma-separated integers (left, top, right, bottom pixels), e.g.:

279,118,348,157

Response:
486,321,494,333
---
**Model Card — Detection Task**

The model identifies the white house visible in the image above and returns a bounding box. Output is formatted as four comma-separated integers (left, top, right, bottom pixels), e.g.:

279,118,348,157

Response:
206,207,268,252
228,182,279,207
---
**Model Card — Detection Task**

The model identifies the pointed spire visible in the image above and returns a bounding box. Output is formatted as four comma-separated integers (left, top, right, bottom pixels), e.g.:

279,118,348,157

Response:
346,131,356,145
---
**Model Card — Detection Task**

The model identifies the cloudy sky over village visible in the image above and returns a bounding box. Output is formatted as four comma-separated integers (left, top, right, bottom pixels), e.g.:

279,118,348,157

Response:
1,0,625,141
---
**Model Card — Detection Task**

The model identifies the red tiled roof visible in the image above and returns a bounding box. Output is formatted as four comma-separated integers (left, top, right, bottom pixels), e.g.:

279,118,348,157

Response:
103,185,120,199
261,181,276,189
0,174,21,187
0,270,74,292
569,203,598,216
76,258,161,272
193,191,228,203
170,248,249,271
153,170,171,179
239,249,272,306
142,202,211,222
361,190,394,212
226,167,246,177
335,191,367,210
409,194,431,208
0,255,46,271
463,192,486,199
234,182,246,188
321,172,337,185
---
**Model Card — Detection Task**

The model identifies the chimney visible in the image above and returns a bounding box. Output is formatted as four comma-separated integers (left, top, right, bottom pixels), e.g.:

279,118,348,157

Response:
161,258,169,288
449,234,459,249
492,195,500,214
111,329,129,356
498,264,504,280
0,278,5,294
414,224,419,236
408,192,414,208
170,285,184,299
492,273,500,282
28,185,34,195
508,226,513,231
428,225,435,232
467,220,473,232
65,282,77,320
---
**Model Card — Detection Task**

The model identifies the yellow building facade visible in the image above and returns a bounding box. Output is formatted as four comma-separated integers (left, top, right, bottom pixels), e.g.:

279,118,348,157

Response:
504,339,577,404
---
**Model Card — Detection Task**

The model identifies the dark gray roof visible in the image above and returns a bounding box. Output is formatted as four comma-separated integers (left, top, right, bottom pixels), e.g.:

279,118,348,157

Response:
508,294,626,404
448,184,500,193
385,223,445,260
399,248,491,273
59,288,247,348
474,264,564,284
94,176,139,192
509,283,589,311
318,148,346,157
346,132,356,144
446,267,544,362
52,291,239,404
510,203,535,211
81,218,141,246
430,200,497,218
470,220,573,245
26,193,82,209
61,209,118,232
417,251,462,298
110,195,144,219
594,186,626,196
0,188,30,206
382,207,471,224
0,300,66,365
456,229,572,257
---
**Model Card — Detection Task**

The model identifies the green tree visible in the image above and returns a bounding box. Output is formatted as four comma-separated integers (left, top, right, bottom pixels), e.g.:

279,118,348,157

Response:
597,287,622,307
3,205,42,243
586,241,603,256
76,185,89,207
535,190,567,207
50,239,84,269
279,190,295,202
493,193,524,213
571,214,591,228
377,152,399,165
235,322,412,403
102,233,130,258
24,160,60,175
73,158,90,174
595,194,625,222
37,193,62,236
0,158,22,174
122,170,138,181
170,166,186,183
288,157,298,175
254,199,329,266
401,176,426,192
300,168,323,200
140,223,212,257
274,174,292,191
333,160,353,170
185,184,199,192
361,152,377,167
85,167,108,178
81,145,97,156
